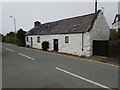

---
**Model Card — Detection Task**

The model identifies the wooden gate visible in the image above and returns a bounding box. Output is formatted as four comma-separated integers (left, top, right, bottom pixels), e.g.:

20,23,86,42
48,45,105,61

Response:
93,40,109,56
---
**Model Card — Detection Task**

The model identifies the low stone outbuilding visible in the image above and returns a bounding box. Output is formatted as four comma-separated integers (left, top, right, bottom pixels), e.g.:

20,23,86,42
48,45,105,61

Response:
25,10,109,57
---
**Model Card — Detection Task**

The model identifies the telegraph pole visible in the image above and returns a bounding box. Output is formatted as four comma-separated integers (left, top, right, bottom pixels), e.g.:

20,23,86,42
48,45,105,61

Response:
95,0,97,13
10,16,17,45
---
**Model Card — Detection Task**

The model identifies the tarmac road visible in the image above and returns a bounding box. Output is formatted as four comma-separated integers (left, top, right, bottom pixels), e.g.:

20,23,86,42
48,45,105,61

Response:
2,43,119,89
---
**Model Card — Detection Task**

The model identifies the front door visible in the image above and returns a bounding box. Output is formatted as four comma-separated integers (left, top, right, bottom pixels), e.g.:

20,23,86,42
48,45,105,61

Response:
30,37,33,48
54,39,58,51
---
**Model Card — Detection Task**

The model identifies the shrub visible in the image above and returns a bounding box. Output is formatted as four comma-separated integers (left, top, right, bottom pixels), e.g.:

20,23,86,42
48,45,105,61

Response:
110,30,120,41
41,41,49,51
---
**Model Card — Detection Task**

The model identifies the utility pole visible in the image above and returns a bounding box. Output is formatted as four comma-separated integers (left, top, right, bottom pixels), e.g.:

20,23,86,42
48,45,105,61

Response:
95,0,97,13
9,16,17,45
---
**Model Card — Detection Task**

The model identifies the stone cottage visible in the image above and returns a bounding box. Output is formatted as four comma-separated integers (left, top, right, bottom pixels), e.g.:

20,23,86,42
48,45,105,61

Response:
25,10,109,57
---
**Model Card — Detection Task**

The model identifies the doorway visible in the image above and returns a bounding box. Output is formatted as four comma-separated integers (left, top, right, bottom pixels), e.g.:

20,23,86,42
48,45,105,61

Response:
53,39,58,51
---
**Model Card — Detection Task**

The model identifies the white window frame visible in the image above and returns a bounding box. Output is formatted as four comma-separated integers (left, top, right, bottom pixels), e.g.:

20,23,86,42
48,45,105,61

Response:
37,36,40,43
65,36,69,43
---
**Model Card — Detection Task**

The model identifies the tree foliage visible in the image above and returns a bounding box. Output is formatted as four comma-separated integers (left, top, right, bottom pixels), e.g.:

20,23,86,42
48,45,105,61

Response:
110,29,120,41
16,29,26,46
3,29,26,46
42,41,49,51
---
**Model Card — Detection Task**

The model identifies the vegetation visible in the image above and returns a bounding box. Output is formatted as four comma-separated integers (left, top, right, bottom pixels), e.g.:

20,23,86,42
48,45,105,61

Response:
16,29,26,46
2,29,26,46
41,41,49,51
110,29,120,41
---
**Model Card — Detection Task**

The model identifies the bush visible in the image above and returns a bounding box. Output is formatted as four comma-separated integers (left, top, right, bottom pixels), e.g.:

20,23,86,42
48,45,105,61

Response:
42,41,49,51
110,30,120,41
5,36,16,44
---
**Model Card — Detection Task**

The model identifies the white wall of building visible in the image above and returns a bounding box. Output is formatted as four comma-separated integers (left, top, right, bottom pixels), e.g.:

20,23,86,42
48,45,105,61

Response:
82,11,110,56
26,33,84,56
112,20,120,31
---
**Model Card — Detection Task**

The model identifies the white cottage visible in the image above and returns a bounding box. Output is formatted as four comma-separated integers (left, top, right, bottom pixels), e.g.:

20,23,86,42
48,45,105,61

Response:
112,14,120,32
25,10,109,57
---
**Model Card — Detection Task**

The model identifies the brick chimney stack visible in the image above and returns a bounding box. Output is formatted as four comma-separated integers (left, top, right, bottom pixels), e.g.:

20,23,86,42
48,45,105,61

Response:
34,21,41,28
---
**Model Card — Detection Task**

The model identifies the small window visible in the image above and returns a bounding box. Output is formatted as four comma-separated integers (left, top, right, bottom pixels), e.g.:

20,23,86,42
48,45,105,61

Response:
65,36,69,43
26,37,29,42
37,37,40,43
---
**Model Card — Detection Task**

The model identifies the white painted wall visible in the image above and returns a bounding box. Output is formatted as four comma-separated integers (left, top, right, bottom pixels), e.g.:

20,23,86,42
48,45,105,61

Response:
26,33,84,56
112,21,120,31
83,11,110,56
25,11,110,57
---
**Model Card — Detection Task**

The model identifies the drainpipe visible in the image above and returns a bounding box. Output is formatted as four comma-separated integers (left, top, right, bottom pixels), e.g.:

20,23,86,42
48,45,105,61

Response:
82,32,84,51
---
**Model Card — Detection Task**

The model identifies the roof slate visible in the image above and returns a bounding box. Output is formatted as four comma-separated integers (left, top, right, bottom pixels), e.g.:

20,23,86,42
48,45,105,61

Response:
26,10,101,35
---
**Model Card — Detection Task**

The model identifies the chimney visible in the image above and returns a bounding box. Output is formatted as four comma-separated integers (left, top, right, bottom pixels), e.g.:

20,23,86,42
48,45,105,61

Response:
34,21,41,28
95,0,97,13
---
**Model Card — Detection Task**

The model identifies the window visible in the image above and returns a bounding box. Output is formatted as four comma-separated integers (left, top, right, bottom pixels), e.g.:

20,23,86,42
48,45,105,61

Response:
26,37,29,42
37,37,40,43
65,36,69,43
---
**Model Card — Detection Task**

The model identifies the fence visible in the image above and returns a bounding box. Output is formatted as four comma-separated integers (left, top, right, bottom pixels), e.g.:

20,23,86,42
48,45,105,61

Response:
93,40,120,58
108,41,120,58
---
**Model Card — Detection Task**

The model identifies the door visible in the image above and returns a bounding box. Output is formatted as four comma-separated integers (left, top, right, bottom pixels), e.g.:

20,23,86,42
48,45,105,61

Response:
54,39,58,51
30,37,33,48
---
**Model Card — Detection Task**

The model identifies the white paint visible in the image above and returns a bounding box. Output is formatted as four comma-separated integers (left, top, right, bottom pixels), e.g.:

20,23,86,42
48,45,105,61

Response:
56,67,110,89
112,18,120,32
26,34,83,56
25,11,110,57
18,53,35,60
6,48,14,52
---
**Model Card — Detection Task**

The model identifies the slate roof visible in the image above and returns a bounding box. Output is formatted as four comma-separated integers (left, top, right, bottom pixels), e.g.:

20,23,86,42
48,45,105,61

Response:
112,14,120,25
26,10,101,35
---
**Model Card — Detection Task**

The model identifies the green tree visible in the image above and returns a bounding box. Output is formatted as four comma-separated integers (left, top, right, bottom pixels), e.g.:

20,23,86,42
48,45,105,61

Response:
2,35,5,42
4,32,16,44
16,29,26,46
110,29,120,41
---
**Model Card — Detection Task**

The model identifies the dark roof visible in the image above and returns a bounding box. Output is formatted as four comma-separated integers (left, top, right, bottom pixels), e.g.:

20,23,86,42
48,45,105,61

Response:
112,14,120,25
26,10,101,35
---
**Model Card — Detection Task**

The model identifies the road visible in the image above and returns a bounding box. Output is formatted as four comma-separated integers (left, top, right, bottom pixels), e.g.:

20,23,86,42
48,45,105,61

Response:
2,43,119,89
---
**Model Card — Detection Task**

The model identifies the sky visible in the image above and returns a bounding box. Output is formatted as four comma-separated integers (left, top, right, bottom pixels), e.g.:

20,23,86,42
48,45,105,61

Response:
1,0,119,35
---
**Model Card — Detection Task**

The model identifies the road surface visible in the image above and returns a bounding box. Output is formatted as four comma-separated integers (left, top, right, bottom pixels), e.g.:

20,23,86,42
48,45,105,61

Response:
2,43,119,89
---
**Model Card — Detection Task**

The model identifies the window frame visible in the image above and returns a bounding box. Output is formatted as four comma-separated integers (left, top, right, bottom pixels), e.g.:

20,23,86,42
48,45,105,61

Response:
65,36,69,43
37,36,40,43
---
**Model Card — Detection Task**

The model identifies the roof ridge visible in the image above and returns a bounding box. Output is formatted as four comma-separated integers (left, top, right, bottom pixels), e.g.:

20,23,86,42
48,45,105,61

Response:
42,12,97,25
26,10,101,35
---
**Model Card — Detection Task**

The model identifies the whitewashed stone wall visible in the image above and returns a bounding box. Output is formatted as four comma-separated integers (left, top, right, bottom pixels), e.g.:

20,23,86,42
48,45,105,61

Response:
83,11,110,56
26,33,84,56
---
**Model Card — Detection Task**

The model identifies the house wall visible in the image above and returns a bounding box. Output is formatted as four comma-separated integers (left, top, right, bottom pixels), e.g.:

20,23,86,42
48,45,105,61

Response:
83,11,110,56
25,33,84,56
112,21,120,31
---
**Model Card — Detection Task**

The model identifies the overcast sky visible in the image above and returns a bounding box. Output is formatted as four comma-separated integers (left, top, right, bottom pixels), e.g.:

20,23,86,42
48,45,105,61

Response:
1,1,119,35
